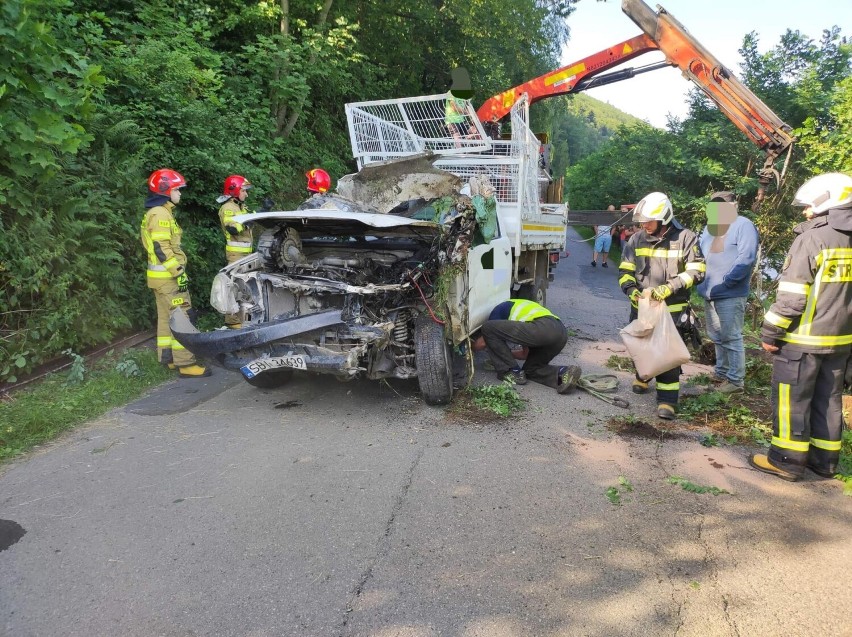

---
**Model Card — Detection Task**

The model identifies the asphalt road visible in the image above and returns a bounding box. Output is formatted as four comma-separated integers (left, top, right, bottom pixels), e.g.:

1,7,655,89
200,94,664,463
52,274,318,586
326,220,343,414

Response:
2,229,851,637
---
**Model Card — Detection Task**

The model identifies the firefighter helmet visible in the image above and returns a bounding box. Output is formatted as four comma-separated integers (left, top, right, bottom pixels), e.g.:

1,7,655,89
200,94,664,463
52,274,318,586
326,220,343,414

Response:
633,192,673,225
148,169,186,196
223,175,252,198
306,168,331,193
792,173,852,215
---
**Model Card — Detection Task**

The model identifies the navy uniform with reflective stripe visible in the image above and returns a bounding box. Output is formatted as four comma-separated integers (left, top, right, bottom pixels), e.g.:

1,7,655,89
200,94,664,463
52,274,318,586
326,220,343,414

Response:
481,299,568,388
761,206,852,475
619,223,706,406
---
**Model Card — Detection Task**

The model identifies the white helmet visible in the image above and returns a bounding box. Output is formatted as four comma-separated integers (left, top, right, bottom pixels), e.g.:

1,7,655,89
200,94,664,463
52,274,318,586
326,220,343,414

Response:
792,173,852,215
633,192,673,224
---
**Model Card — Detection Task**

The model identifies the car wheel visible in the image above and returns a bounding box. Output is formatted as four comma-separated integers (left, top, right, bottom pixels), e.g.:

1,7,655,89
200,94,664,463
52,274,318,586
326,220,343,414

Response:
414,316,454,405
244,369,294,389
517,278,548,306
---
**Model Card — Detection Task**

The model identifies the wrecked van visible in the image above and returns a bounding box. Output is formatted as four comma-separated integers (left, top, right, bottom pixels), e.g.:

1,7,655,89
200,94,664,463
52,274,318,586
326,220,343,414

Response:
171,157,510,405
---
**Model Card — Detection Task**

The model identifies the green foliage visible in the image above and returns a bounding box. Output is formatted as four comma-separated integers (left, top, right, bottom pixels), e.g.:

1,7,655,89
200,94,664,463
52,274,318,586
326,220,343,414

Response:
605,355,635,373
605,486,621,506
605,475,634,506
667,476,730,496
2,0,850,386
687,373,713,386
744,356,773,389
678,391,731,418
726,405,772,447
62,349,86,386
0,348,172,461
699,433,720,447
467,381,525,417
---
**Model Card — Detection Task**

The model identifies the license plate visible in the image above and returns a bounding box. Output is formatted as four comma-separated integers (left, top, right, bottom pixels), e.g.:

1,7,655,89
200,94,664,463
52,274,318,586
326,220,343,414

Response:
241,355,308,378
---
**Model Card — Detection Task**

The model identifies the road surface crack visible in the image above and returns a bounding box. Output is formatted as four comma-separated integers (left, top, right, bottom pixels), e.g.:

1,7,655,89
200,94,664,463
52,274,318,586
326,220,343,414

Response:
338,447,424,635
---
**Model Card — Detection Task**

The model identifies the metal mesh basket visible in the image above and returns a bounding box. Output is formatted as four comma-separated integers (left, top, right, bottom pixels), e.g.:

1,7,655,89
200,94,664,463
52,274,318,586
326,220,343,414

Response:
345,94,491,168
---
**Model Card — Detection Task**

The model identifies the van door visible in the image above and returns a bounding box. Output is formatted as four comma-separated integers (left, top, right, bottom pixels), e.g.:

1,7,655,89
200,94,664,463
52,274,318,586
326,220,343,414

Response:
446,213,512,340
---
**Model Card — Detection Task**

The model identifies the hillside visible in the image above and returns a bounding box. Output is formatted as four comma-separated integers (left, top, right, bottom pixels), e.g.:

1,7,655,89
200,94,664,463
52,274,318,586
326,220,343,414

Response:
549,93,645,176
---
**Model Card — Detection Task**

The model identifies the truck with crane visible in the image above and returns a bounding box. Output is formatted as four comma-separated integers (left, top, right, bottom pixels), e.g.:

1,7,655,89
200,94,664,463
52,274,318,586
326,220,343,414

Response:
171,0,794,405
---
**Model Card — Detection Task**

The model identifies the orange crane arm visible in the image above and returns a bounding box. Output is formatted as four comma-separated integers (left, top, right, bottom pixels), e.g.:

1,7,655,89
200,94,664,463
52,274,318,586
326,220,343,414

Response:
476,34,661,123
476,0,794,200
621,0,793,179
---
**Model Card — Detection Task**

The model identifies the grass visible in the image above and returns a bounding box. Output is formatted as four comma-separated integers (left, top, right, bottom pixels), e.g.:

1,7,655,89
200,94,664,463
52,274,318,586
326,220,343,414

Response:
0,348,172,461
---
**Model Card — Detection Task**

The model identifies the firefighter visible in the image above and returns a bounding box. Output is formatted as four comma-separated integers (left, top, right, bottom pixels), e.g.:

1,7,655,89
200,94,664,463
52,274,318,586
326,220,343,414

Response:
471,299,582,393
618,192,706,419
217,175,253,329
306,168,331,196
749,172,852,481
140,169,210,377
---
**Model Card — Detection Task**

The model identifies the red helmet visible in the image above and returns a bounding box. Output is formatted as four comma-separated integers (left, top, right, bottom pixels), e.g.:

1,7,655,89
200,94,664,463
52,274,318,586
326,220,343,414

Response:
306,168,331,193
148,169,186,195
223,175,252,197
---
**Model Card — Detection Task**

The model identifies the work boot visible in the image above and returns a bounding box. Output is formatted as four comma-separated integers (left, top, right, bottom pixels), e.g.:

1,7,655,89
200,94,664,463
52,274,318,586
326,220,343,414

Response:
498,368,527,385
160,352,175,370
657,403,676,420
557,365,582,394
806,463,837,479
748,454,801,482
717,381,744,394
177,364,212,378
632,379,649,394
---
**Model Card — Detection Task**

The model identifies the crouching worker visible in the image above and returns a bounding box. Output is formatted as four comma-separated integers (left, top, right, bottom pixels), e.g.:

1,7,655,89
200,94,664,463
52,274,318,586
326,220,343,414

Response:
619,192,705,419
141,169,210,378
471,299,582,393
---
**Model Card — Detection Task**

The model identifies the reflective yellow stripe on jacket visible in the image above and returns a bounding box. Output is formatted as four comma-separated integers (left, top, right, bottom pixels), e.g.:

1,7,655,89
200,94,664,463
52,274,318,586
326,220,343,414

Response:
508,300,558,322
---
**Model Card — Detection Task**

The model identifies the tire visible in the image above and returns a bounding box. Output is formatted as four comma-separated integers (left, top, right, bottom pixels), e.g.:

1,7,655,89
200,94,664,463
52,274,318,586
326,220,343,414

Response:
517,277,548,306
414,316,454,405
244,368,294,389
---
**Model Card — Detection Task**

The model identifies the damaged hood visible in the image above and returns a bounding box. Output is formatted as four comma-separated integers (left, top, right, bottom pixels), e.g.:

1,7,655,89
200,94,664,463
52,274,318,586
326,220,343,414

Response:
232,210,442,238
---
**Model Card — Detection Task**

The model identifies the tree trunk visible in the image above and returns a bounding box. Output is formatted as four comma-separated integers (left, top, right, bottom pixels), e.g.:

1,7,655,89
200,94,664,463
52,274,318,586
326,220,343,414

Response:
281,0,334,138
272,0,290,133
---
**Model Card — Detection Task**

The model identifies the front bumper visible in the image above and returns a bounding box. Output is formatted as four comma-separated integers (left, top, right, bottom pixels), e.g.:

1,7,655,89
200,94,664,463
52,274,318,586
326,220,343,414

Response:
169,308,390,376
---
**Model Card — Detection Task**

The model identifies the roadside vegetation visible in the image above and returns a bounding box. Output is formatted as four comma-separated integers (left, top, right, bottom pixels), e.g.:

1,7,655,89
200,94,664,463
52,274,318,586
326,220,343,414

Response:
0,348,170,462
3,0,850,388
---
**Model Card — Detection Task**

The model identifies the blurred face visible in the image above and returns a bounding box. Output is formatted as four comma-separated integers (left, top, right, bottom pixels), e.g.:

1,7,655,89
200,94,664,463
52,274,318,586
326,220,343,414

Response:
238,186,249,202
170,188,182,204
706,202,738,236
640,220,660,234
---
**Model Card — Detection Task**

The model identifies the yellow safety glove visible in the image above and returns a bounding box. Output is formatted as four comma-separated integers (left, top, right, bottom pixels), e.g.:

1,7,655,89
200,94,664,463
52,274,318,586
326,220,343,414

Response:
651,284,673,301
176,272,189,292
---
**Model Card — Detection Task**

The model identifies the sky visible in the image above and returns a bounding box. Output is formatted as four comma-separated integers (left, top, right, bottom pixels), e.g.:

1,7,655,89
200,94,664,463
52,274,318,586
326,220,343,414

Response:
560,0,852,127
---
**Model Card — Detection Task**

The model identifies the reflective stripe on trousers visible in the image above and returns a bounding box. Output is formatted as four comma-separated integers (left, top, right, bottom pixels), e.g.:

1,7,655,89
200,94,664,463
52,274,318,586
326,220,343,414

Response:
768,349,848,472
